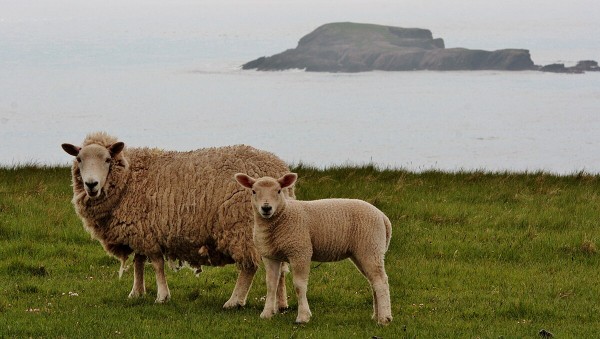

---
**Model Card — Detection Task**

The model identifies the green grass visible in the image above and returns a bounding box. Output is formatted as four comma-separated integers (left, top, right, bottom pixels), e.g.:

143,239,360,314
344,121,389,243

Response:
2,165,600,337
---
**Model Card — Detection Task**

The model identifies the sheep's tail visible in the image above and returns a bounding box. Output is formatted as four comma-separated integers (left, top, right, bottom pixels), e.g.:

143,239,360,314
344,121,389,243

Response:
383,215,392,251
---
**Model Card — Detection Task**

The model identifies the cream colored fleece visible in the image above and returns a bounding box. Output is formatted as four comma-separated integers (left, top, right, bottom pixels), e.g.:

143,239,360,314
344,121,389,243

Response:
68,132,294,276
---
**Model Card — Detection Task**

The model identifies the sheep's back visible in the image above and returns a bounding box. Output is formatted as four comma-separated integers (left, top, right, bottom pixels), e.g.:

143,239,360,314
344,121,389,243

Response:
291,199,389,262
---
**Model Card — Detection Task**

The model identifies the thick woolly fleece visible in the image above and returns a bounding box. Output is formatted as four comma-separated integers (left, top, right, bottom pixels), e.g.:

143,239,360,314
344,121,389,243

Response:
69,132,295,273
255,199,392,263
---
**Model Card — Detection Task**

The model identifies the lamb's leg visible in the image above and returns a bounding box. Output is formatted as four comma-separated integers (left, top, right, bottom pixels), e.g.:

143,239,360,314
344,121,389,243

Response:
150,255,170,303
128,253,146,298
372,273,392,325
351,256,392,325
277,262,289,310
350,257,378,319
223,266,257,309
290,258,312,324
260,257,282,319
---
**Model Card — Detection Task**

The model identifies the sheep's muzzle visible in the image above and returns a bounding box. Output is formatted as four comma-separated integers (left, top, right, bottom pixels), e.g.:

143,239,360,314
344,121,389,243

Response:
260,204,273,218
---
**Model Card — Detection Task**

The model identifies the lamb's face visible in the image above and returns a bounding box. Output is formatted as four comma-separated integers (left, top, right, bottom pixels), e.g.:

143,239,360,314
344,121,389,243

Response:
235,173,298,219
251,178,285,219
62,142,125,199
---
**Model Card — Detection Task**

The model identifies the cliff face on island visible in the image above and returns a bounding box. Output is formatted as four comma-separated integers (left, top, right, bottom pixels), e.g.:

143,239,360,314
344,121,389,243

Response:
242,22,536,72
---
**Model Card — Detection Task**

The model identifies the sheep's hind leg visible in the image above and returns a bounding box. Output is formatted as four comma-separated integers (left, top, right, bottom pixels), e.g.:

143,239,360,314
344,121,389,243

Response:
351,255,392,325
260,257,282,319
223,266,257,309
150,255,171,303
277,262,289,311
128,253,146,298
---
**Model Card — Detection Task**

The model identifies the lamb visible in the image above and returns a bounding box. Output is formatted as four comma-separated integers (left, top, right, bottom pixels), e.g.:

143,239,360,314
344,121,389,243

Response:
234,172,393,325
61,131,294,309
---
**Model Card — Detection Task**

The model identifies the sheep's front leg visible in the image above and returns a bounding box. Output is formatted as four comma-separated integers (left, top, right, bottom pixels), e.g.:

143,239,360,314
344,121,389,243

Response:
128,253,146,298
223,266,257,308
150,256,170,303
260,257,282,319
290,258,312,324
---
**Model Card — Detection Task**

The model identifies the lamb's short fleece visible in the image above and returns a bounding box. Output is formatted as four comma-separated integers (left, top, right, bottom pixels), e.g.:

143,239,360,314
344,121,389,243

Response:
235,172,392,325
61,132,294,308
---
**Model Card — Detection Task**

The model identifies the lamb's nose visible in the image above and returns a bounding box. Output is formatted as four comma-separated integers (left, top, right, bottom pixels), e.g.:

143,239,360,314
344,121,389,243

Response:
261,205,272,214
85,181,98,189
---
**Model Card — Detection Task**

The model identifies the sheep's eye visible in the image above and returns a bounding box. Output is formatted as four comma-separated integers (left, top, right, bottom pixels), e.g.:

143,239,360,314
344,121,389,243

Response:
278,190,281,194
76,157,81,163
105,158,111,163
252,190,256,195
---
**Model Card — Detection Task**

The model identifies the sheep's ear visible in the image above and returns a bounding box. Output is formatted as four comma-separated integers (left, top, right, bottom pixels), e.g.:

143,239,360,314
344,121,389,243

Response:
235,173,255,189
278,173,297,189
61,143,81,157
109,142,125,157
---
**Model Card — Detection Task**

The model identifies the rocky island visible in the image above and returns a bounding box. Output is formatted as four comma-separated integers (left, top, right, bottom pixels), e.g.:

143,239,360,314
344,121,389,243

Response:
242,22,536,72
243,22,598,73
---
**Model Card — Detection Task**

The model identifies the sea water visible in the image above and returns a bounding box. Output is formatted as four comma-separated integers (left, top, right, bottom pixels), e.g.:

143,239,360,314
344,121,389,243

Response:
1,1,599,173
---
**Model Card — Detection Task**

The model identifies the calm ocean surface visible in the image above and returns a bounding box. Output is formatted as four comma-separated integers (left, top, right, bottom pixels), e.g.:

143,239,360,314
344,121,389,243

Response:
2,1,599,173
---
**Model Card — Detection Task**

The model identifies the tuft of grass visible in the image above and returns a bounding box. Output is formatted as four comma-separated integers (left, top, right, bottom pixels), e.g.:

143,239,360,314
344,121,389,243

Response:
2,165,600,336
581,238,597,255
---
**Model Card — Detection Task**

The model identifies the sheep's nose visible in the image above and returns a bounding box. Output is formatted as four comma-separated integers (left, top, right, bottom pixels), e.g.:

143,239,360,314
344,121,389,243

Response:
261,205,272,214
85,181,98,189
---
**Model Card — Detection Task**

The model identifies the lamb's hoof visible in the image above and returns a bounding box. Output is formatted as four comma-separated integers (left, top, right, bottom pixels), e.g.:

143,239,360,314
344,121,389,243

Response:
377,315,393,326
278,306,290,313
222,300,245,309
155,294,171,303
260,309,276,319
128,290,145,299
277,299,289,311
294,313,311,324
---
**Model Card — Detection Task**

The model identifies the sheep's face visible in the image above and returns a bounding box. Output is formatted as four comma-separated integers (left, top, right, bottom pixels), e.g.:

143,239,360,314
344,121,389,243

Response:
62,142,125,198
235,173,297,219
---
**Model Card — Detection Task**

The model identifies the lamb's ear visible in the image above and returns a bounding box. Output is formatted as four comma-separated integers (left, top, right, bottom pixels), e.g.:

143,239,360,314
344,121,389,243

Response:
61,143,81,157
278,173,297,189
235,173,256,189
108,142,125,157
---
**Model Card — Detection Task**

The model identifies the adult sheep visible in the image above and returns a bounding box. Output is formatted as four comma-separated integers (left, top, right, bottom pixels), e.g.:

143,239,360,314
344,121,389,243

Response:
61,131,294,308
235,172,393,325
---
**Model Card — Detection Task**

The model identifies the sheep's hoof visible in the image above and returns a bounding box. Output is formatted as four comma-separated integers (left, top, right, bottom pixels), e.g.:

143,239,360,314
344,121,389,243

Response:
260,309,276,319
277,299,289,311
377,315,393,326
128,289,145,299
294,314,311,324
222,300,244,309
155,294,171,303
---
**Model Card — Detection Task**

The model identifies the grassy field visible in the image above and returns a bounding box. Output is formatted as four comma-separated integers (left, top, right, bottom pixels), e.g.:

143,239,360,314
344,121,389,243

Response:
1,165,600,338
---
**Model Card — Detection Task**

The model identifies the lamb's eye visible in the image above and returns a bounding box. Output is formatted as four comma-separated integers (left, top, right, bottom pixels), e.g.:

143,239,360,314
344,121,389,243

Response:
105,158,111,163
252,190,256,195
278,190,281,194
76,157,81,163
